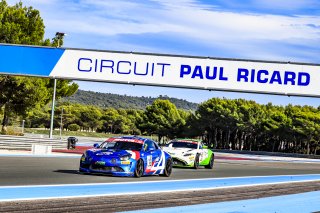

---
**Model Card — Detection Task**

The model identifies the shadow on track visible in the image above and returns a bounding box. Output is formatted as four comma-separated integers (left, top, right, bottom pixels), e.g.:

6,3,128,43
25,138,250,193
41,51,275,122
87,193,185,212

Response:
53,170,81,175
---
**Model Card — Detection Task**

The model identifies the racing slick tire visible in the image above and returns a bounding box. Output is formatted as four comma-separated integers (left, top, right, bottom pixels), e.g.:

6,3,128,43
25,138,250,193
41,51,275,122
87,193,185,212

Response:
160,158,172,177
79,171,89,175
194,154,200,169
78,167,89,175
134,159,144,178
205,154,214,169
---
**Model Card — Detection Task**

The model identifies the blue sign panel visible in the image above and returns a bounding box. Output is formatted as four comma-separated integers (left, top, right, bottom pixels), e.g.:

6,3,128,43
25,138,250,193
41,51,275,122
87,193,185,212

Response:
0,44,64,76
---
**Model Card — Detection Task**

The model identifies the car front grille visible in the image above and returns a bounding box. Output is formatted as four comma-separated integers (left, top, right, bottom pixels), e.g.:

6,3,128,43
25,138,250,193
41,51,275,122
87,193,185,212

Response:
80,164,90,169
90,164,124,172
172,158,186,166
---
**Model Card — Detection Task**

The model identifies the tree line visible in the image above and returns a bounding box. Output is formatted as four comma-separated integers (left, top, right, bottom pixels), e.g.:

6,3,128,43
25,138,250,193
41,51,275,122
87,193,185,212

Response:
22,100,187,143
194,98,320,155
62,90,198,111
0,0,78,133
3,98,319,155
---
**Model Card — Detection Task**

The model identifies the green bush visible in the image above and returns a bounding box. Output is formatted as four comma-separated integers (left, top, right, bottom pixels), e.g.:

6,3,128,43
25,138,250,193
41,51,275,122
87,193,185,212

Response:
0,126,24,136
68,124,80,131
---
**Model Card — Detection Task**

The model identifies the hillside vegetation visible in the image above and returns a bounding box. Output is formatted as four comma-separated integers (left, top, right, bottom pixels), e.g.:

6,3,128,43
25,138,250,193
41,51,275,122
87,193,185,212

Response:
61,90,198,110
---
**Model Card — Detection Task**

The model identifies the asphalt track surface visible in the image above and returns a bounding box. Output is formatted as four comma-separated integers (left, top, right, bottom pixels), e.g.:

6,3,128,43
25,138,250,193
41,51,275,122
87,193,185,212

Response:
1,154,320,212
1,155,320,186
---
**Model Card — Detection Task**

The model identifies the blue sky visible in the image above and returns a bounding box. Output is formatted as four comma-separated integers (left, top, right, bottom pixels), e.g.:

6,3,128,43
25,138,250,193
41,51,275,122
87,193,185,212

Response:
7,0,320,106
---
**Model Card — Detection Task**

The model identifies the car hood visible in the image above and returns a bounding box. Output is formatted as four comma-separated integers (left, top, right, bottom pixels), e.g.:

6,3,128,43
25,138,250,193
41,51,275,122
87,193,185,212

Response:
163,147,196,155
86,149,132,158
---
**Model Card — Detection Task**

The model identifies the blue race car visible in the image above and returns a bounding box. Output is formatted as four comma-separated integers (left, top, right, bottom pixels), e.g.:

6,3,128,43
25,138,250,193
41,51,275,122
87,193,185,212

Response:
79,136,172,177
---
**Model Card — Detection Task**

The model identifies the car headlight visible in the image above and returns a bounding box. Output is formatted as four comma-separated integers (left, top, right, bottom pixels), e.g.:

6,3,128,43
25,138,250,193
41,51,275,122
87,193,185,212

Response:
81,152,93,162
81,153,87,161
120,154,132,161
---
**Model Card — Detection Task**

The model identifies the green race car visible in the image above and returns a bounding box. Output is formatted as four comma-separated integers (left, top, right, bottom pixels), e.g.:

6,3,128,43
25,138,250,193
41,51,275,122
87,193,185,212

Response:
162,139,214,169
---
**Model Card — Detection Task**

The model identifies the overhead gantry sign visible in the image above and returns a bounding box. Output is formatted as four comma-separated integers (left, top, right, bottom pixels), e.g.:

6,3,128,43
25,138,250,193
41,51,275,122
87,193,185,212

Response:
0,43,319,97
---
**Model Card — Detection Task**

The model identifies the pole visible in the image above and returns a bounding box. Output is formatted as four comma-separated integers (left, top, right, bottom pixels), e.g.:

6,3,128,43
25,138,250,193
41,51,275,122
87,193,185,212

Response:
21,120,25,134
60,108,63,139
49,78,57,139
49,32,66,139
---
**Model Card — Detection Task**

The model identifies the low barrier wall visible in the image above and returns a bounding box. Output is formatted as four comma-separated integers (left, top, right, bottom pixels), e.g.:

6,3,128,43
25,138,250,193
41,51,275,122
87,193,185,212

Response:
213,149,320,159
0,135,67,150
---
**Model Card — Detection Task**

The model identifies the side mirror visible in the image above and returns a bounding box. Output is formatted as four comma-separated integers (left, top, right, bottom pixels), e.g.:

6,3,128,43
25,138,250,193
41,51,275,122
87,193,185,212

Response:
93,143,99,148
147,148,155,152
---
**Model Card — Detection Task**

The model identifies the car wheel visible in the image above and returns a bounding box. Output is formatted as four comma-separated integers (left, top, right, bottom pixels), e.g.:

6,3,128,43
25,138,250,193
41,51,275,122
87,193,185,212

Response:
205,154,214,169
134,159,144,178
78,169,89,175
160,158,172,177
194,154,200,169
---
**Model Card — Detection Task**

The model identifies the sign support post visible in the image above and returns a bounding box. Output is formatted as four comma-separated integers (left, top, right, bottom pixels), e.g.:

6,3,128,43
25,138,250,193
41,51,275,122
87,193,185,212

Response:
49,78,57,139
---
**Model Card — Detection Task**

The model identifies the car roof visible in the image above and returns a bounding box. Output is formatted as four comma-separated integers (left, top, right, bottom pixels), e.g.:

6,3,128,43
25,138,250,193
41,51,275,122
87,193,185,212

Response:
106,136,150,144
173,138,201,143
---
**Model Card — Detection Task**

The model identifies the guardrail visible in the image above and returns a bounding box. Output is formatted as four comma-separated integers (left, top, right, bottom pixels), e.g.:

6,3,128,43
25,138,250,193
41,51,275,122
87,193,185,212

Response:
0,135,67,151
213,149,320,159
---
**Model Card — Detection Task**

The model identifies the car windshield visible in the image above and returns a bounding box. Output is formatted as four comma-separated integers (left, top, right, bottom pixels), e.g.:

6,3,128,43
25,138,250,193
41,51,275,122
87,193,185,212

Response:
103,141,143,151
168,141,198,149
99,142,116,149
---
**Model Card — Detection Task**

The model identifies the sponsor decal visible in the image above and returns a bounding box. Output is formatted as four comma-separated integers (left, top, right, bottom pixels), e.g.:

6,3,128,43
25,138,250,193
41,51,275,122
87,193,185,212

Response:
96,151,113,155
145,150,166,174
95,161,105,165
107,138,144,144
147,155,152,168
121,161,130,165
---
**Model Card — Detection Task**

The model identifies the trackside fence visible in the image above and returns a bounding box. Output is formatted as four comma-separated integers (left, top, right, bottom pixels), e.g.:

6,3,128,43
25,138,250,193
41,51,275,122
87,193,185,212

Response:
0,135,67,151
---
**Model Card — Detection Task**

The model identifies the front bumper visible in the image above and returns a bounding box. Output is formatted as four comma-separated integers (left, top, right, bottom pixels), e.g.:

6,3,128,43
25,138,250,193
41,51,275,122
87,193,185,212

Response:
79,158,136,176
171,156,194,167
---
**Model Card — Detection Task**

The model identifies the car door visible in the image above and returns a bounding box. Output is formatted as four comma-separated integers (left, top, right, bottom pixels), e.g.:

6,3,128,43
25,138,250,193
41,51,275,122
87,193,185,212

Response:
144,140,162,173
198,142,209,163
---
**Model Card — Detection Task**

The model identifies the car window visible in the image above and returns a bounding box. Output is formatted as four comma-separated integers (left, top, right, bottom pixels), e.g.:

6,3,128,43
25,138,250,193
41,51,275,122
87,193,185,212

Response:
153,141,160,150
112,141,143,151
144,140,156,151
199,142,203,149
100,142,115,149
168,142,198,149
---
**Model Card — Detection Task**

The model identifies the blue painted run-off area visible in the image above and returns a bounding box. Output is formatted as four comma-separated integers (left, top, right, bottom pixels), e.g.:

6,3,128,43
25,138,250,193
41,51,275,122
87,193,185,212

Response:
0,174,320,201
127,190,320,213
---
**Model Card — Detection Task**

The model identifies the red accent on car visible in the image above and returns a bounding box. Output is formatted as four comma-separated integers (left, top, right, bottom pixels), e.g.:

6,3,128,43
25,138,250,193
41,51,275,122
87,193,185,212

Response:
131,150,140,160
106,138,144,144
176,140,198,144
